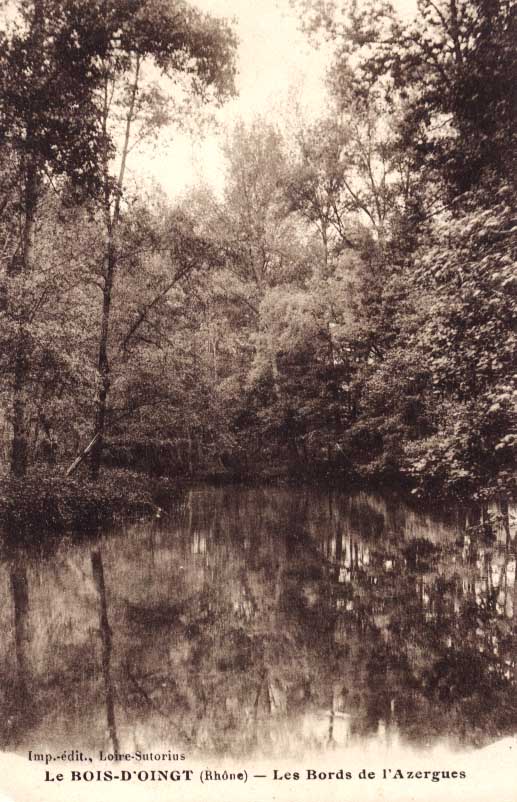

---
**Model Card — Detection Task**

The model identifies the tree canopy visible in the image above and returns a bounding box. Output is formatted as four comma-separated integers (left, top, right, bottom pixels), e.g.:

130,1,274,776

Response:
0,0,514,506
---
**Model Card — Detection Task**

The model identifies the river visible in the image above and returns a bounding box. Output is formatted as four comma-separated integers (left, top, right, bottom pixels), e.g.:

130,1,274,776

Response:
0,484,516,758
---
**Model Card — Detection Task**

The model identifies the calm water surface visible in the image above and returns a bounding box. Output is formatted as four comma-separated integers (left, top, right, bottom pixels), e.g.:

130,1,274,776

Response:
1,485,516,758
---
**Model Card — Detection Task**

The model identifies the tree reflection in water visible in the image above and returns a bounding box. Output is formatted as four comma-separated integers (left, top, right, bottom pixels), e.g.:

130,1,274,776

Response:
0,486,515,757
91,549,119,753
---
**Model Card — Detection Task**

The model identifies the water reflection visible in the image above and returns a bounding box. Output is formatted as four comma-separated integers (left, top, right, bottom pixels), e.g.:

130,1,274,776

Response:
0,486,516,758
91,549,119,753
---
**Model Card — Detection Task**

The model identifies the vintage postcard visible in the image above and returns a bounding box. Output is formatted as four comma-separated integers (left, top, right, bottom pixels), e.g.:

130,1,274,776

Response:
0,0,515,800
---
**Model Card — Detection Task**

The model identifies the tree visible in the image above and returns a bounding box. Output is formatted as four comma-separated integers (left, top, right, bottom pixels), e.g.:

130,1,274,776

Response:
0,0,113,476
287,0,517,498
388,0,517,196
96,195,231,476
402,187,517,499
302,0,517,198
81,0,236,478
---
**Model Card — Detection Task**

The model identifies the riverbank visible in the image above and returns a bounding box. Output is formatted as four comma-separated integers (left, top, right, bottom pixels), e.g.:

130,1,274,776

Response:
200,457,516,507
0,459,513,541
0,469,179,537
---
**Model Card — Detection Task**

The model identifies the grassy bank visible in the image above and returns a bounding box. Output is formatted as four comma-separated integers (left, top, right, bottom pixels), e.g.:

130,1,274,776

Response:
0,469,179,536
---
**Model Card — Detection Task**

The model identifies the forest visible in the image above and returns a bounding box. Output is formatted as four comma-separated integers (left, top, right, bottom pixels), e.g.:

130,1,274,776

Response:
0,0,515,528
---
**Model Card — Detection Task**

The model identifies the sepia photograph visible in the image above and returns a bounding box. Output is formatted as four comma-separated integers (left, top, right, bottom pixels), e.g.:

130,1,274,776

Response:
0,0,515,800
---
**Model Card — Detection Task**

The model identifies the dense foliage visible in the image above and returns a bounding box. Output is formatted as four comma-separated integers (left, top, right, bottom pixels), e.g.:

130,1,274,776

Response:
0,0,514,509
